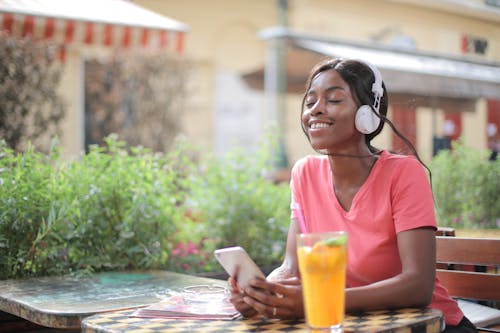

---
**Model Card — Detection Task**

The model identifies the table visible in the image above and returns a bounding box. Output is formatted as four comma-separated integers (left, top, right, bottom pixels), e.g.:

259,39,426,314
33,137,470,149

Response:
82,307,443,333
0,271,227,329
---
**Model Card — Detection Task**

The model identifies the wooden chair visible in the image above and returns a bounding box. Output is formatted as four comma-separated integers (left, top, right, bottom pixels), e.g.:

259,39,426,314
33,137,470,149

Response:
436,236,500,332
435,227,456,237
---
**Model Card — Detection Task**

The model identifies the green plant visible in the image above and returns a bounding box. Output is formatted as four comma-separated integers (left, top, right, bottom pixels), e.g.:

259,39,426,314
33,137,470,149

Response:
61,136,193,271
0,135,196,279
0,134,292,279
188,137,291,269
0,140,60,278
430,140,500,229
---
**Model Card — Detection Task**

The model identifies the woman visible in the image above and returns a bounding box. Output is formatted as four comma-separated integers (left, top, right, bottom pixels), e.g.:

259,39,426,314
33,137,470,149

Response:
228,58,476,333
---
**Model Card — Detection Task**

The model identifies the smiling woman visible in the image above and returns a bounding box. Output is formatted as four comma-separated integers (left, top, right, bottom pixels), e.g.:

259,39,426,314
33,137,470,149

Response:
227,57,478,333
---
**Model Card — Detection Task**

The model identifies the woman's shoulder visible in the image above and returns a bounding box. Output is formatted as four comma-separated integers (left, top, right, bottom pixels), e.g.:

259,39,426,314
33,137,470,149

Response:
379,150,420,166
291,155,329,177
292,154,328,169
378,150,425,176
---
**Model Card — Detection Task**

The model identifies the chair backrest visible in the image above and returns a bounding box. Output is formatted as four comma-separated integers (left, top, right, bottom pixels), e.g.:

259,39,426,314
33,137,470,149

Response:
436,236,500,301
435,227,456,237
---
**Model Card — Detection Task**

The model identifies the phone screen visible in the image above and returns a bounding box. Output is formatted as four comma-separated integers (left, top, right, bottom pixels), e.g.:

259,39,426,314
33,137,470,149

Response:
214,246,265,288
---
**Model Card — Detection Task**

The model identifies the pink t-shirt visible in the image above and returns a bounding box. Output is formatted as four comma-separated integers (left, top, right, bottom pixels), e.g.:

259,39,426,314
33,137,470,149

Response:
290,151,463,325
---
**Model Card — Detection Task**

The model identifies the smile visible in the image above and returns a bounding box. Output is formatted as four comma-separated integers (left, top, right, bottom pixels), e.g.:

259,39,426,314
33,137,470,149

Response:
310,122,331,129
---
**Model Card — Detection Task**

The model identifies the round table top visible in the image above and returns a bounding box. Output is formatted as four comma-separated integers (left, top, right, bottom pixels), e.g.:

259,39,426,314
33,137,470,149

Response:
82,307,443,333
0,271,227,328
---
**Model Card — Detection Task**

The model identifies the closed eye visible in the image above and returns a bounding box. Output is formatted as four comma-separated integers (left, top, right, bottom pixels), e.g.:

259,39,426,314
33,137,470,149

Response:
305,100,316,108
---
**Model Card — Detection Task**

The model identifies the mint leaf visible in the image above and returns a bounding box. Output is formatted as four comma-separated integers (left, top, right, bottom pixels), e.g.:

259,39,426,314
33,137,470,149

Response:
323,235,347,246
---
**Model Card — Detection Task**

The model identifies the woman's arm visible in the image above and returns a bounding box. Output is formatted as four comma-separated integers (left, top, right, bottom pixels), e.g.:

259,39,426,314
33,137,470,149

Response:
346,227,436,311
267,218,300,281
239,225,436,318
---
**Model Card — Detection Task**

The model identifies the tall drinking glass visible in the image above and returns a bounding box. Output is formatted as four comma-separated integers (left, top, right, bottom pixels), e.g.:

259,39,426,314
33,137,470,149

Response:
297,231,348,332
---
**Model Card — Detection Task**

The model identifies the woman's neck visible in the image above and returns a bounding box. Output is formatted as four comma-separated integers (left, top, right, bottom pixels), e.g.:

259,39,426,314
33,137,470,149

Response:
328,154,377,187
328,154,379,211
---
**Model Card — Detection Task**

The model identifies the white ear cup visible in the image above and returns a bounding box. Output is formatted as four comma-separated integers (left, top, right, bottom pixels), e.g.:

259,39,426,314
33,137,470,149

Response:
355,105,380,134
354,61,383,134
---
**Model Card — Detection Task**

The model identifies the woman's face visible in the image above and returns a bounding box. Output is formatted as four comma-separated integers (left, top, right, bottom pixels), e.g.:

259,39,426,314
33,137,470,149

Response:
301,68,361,152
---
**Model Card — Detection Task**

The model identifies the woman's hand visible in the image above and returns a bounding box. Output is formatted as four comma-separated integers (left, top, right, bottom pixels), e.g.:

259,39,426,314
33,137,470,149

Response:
228,276,258,318
228,219,302,318
242,276,304,319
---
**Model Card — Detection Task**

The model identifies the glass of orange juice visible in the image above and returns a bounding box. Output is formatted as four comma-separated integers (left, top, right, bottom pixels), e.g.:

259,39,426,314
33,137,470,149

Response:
297,231,347,332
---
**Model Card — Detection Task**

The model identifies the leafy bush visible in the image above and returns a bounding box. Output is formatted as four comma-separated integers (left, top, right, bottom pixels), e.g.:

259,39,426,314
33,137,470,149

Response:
2,134,497,280
187,138,291,268
0,135,194,279
0,135,291,279
430,141,500,229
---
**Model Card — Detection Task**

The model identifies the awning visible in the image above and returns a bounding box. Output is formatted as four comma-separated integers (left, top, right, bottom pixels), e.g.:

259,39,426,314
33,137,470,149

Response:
0,0,189,53
245,27,500,100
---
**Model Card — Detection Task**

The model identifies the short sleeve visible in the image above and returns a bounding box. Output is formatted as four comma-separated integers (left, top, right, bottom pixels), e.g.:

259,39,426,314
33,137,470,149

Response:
391,157,437,233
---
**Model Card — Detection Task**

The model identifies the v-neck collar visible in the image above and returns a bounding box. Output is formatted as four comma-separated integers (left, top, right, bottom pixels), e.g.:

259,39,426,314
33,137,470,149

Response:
327,151,386,215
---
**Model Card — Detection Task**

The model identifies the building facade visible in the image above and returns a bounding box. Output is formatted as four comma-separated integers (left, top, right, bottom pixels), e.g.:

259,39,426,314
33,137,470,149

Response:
4,1,498,165
135,0,500,166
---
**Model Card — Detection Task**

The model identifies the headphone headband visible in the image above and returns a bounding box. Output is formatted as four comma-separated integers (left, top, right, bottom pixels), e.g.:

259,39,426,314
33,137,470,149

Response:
363,61,383,97
359,61,383,115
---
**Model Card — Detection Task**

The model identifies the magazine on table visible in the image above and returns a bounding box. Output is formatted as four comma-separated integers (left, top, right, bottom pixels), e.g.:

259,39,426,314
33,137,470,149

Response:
131,285,241,320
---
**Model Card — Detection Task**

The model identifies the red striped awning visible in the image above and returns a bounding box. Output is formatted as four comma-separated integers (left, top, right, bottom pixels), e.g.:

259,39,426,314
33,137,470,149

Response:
0,0,189,54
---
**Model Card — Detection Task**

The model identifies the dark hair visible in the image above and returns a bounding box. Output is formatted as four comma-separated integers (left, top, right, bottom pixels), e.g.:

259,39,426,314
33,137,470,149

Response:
301,58,431,176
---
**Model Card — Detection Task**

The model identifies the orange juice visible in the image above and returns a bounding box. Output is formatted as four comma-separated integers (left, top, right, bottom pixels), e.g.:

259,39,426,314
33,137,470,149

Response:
297,232,347,331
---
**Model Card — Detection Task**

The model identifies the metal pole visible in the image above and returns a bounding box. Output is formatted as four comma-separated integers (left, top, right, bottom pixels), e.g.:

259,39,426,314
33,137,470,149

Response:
275,0,288,169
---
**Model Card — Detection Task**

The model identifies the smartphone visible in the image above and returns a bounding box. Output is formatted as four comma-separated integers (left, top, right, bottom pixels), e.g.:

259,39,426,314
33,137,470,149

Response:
214,246,265,289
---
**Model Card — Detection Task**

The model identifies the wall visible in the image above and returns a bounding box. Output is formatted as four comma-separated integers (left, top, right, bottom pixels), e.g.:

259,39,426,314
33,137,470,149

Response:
135,0,275,153
58,47,83,159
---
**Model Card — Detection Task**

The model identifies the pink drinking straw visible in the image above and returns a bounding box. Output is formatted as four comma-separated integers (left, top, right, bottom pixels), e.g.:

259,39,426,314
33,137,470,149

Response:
295,203,308,234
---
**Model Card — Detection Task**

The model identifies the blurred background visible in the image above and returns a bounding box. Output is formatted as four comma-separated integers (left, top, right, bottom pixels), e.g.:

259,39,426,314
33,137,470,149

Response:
1,0,499,285
1,0,500,178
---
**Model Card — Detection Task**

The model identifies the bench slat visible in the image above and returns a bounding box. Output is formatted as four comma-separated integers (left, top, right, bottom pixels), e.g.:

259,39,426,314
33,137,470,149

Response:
436,237,500,266
436,270,500,300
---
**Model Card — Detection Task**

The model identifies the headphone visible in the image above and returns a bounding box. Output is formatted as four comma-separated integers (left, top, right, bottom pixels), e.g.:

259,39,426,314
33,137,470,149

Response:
354,61,384,134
